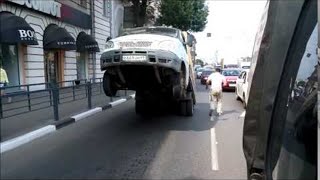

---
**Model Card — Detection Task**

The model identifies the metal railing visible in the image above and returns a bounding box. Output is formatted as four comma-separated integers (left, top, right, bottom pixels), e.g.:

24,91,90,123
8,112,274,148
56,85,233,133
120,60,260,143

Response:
0,78,128,120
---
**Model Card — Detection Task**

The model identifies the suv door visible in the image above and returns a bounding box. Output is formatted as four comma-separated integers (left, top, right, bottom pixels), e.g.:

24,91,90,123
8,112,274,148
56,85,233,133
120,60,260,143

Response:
264,6,317,180
242,0,317,179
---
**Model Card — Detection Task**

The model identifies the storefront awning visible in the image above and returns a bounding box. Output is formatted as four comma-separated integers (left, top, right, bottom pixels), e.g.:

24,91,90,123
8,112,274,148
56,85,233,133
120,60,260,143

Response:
76,32,100,52
0,12,38,45
43,24,76,50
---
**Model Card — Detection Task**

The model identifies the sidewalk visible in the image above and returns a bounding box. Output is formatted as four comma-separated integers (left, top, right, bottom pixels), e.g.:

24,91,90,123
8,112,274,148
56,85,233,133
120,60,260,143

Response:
0,83,133,142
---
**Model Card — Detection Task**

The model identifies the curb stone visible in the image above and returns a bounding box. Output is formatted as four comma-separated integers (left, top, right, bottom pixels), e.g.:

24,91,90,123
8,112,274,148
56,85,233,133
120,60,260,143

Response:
0,94,135,154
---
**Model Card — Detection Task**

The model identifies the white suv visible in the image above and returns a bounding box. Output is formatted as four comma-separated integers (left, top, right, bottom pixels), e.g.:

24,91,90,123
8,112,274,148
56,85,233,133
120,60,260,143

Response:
235,69,249,108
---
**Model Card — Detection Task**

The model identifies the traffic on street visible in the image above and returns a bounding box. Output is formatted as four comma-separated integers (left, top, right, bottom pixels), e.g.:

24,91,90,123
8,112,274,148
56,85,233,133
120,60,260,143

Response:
1,80,247,179
0,0,318,179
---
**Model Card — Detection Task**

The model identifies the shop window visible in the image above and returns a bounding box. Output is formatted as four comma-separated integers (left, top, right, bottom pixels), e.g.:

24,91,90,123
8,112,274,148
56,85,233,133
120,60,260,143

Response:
103,0,112,17
44,51,64,84
76,52,87,80
0,44,20,87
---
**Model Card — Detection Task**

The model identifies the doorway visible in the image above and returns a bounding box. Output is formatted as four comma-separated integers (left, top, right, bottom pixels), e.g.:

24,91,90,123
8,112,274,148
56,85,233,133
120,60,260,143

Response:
44,51,64,85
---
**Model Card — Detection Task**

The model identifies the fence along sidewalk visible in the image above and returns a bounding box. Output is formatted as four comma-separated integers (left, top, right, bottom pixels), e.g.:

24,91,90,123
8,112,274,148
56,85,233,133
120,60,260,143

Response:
0,78,128,120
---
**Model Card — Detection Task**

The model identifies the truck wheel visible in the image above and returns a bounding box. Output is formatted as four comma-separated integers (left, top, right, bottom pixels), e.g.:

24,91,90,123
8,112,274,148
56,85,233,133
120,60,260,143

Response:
103,72,117,97
179,67,187,99
135,100,148,115
179,98,194,116
186,98,194,116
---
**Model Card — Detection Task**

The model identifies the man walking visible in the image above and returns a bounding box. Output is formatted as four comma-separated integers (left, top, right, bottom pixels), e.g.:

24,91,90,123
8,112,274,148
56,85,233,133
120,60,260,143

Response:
206,68,226,117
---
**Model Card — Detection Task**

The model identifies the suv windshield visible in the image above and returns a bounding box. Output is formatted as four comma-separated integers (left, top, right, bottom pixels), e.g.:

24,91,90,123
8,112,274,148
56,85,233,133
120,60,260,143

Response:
222,70,240,76
121,27,179,38
202,70,213,76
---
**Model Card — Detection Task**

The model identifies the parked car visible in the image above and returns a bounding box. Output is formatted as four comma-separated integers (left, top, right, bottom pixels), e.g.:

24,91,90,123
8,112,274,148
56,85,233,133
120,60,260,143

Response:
242,0,317,179
221,68,240,91
194,65,201,71
240,62,251,69
200,70,213,85
100,26,196,116
196,67,204,79
235,69,249,108
224,64,239,69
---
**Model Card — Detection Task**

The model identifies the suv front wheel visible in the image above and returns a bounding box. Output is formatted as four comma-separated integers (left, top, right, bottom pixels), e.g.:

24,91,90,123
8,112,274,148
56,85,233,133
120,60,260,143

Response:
103,71,118,97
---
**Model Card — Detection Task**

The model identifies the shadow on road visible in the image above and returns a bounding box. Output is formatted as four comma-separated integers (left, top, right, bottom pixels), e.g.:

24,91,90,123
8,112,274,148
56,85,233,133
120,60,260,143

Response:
125,102,241,132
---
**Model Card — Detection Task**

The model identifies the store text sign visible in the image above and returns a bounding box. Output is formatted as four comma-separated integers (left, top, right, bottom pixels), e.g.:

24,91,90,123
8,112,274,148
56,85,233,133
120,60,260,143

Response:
8,0,61,18
18,29,36,40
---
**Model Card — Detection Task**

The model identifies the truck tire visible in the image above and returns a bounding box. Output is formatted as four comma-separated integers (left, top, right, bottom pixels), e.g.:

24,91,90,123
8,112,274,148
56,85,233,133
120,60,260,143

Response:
103,72,117,97
135,100,148,115
179,98,194,116
186,98,194,116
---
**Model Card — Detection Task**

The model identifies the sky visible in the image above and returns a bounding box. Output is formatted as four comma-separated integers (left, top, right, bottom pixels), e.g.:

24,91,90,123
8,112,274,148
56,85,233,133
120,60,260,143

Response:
194,0,267,64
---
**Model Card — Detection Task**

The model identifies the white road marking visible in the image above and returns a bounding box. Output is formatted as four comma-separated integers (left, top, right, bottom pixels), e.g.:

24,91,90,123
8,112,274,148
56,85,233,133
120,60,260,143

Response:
0,125,56,153
110,98,127,107
130,94,136,99
72,107,102,121
211,127,219,171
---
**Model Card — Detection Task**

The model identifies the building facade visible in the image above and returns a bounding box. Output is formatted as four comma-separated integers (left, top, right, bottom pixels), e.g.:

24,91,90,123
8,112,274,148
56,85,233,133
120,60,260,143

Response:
0,0,123,91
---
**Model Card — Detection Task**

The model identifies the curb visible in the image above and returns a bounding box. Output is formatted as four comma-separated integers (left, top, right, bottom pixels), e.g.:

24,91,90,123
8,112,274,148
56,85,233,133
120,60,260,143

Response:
0,94,135,154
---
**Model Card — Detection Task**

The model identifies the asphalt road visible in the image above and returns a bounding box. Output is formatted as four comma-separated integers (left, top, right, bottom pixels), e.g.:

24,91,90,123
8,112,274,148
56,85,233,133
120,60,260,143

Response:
1,80,247,179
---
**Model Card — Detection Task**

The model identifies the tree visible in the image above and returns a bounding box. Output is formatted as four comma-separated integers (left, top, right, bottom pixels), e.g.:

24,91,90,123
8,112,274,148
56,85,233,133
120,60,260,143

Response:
195,59,204,66
121,0,159,27
157,0,209,32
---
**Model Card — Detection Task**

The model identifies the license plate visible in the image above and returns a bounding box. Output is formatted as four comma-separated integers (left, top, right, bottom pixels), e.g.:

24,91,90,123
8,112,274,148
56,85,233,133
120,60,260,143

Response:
122,55,147,62
229,84,236,87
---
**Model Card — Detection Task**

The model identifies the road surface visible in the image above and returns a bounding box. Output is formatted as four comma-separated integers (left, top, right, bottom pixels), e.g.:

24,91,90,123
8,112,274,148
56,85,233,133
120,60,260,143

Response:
1,80,247,179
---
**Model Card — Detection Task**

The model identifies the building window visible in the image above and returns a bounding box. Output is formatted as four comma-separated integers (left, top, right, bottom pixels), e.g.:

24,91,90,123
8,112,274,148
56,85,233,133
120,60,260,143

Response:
103,0,112,17
79,0,87,8
0,44,20,87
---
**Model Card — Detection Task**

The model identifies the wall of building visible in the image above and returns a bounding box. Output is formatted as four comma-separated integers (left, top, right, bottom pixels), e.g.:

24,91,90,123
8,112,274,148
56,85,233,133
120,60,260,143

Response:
1,0,124,89
58,0,91,14
92,0,112,79
112,0,124,38
0,3,89,90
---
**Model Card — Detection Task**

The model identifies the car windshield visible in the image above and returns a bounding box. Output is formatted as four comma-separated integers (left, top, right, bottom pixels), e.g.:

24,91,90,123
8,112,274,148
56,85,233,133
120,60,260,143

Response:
121,27,179,38
197,68,204,72
222,70,240,76
202,70,213,76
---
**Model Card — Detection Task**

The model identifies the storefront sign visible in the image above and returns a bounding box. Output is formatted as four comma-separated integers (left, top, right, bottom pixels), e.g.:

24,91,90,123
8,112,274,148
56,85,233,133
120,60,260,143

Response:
85,45,99,49
18,29,36,40
57,41,76,45
6,0,92,29
8,0,61,18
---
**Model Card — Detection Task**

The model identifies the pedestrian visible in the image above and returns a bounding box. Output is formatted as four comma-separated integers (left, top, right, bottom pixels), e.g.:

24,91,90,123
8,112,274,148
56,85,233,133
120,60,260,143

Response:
0,64,11,103
206,68,226,117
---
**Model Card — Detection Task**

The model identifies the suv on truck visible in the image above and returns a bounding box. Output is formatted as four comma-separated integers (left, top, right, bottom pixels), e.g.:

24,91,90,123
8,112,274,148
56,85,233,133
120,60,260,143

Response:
100,26,196,116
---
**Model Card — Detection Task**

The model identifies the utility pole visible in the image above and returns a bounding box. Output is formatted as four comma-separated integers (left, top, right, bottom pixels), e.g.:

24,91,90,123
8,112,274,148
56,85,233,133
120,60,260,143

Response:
220,58,224,69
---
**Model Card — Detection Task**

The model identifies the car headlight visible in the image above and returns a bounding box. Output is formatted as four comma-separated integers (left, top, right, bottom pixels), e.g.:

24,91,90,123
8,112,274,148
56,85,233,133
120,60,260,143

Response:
105,41,114,49
158,41,176,51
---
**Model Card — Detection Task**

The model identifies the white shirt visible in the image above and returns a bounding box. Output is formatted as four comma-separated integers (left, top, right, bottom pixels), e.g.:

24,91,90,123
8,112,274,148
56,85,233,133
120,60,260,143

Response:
207,72,226,92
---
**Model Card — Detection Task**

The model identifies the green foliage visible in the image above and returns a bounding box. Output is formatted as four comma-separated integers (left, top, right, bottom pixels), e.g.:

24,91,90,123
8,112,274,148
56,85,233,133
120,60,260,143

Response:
196,59,204,66
157,0,209,32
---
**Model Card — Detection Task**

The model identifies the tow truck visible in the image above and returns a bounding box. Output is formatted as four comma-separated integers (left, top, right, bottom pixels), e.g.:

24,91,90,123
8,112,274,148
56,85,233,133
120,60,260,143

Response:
100,26,197,116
